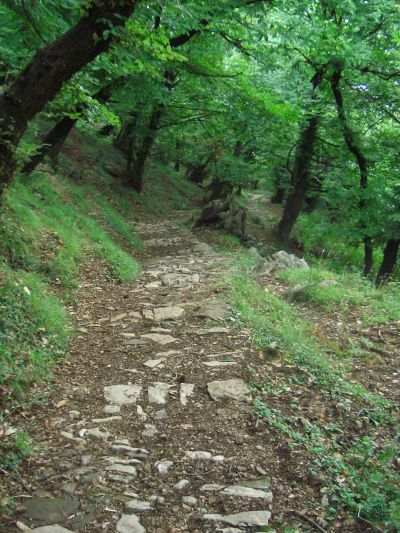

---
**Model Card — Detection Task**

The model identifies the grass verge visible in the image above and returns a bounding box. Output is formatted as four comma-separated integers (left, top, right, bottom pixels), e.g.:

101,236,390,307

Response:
227,253,400,531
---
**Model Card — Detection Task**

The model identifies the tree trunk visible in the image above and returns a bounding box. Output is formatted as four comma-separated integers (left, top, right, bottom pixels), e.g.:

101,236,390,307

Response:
22,116,77,174
276,114,320,241
271,187,285,204
22,79,118,175
330,68,373,276
276,66,327,241
127,108,163,192
0,0,137,193
376,239,400,286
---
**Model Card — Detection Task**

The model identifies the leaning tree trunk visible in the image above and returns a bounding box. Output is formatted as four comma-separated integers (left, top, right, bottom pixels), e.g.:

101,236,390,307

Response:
330,68,373,276
0,0,137,193
276,65,327,242
22,79,119,175
376,239,400,286
276,114,320,241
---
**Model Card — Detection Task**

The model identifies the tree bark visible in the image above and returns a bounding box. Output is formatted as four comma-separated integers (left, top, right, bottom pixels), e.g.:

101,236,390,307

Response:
330,67,373,276
22,79,118,175
127,108,163,192
0,0,137,193
276,66,327,241
23,116,77,174
276,114,320,241
376,239,400,286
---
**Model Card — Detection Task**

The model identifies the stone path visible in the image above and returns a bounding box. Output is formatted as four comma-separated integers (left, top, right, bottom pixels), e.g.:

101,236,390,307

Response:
8,215,281,533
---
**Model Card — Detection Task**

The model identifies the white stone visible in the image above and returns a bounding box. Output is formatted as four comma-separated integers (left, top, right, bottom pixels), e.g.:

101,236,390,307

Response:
143,358,165,369
207,379,251,402
204,361,237,368
92,416,122,423
196,327,230,335
185,451,212,460
203,511,271,527
104,457,142,465
141,424,158,438
104,384,142,406
180,383,195,406
174,479,190,491
32,527,74,533
212,455,225,463
141,334,176,345
125,500,152,512
104,405,121,414
116,514,146,533
155,460,173,474
223,486,273,501
106,464,137,476
153,306,184,321
148,383,170,405
182,496,197,506
85,427,111,439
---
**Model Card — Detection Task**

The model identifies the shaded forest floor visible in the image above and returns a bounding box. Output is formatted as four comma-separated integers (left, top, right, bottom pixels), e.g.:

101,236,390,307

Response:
1,132,399,533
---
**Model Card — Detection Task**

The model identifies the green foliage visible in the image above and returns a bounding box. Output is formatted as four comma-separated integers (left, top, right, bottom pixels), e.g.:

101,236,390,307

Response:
227,252,399,530
279,266,400,324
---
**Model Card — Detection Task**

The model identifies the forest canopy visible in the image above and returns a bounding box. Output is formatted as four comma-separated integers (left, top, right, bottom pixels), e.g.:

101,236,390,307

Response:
0,0,399,280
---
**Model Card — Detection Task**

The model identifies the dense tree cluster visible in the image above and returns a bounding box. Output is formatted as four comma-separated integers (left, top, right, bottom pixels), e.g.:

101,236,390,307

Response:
1,0,399,282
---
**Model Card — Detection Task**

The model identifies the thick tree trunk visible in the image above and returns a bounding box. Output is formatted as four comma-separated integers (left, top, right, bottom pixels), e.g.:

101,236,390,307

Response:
276,114,320,241
0,0,137,192
376,239,400,286
276,66,327,241
127,108,163,192
330,68,373,276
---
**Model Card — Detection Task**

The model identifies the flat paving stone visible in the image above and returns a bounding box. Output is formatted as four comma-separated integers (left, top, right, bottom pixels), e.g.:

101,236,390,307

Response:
104,385,142,405
207,379,251,402
22,498,79,526
203,510,271,527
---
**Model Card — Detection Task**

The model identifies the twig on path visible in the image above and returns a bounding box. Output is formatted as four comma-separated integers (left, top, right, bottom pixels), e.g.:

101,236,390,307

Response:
285,510,328,533
358,513,385,533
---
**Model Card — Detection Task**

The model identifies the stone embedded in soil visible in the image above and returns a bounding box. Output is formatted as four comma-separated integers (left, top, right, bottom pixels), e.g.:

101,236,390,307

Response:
111,445,149,459
143,358,165,369
196,327,230,335
240,477,272,490
154,409,168,420
111,313,127,322
116,514,146,533
84,427,111,439
203,510,271,527
180,383,195,406
204,361,237,368
185,451,212,460
106,464,137,476
207,379,251,402
141,424,158,438
92,416,122,423
182,496,197,506
196,302,229,321
104,384,142,405
141,333,176,345
174,479,190,491
200,484,273,501
104,457,142,465
103,405,121,414
60,432,84,443
22,498,79,526
125,339,148,346
155,460,173,474
125,500,152,512
148,382,171,404
153,306,184,321
31,527,74,533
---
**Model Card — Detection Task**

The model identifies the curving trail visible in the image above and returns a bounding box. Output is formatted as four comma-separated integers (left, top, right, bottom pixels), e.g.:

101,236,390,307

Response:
8,213,290,532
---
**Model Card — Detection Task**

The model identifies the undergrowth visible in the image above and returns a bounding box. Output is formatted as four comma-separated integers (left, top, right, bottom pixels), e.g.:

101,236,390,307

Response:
279,266,400,325
227,253,400,531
